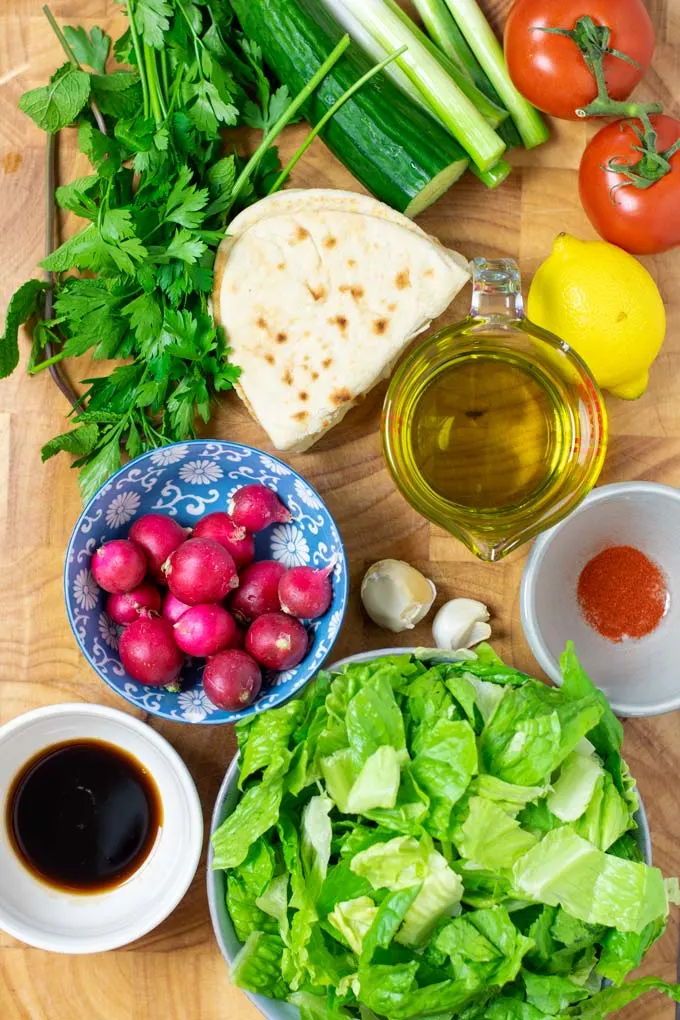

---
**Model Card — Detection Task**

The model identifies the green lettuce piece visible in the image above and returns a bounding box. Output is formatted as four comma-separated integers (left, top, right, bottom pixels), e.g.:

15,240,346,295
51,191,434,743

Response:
596,917,665,985
396,848,464,948
572,773,630,851
225,837,276,941
346,670,406,767
318,860,375,918
289,990,353,1020
559,644,624,793
328,896,378,954
361,885,422,964
321,747,355,812
565,977,680,1018
350,835,430,891
255,873,289,944
433,906,533,988
465,676,507,723
338,826,396,860
523,970,590,1012
511,827,668,932
212,779,283,870
443,672,479,727
301,794,333,895
238,700,302,789
410,719,478,839
356,961,420,1017
229,931,288,1000
472,775,548,817
316,666,362,759
346,745,402,814
482,1000,557,1019
455,861,514,909
480,682,603,785
519,799,564,836
547,750,603,822
455,797,538,870
365,769,430,836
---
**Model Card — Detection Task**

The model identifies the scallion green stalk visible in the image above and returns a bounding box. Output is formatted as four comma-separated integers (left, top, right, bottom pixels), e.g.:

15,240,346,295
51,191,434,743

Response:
442,0,550,149
471,158,512,189
328,0,505,171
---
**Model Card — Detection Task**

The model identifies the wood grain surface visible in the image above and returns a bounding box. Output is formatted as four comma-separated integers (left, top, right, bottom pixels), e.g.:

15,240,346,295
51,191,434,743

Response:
1,1,679,1018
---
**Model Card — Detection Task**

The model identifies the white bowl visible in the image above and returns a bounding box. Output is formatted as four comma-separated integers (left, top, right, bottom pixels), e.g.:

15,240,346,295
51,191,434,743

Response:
521,482,680,717
207,648,652,1020
0,703,203,953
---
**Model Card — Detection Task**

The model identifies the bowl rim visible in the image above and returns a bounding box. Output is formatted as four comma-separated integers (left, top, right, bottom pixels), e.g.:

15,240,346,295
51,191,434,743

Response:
0,702,204,953
206,646,652,1019
63,439,349,725
520,481,680,717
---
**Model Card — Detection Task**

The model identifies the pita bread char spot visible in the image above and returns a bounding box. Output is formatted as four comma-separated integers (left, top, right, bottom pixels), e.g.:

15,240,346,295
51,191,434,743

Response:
257,316,268,329
323,236,338,249
396,270,411,290
213,191,470,452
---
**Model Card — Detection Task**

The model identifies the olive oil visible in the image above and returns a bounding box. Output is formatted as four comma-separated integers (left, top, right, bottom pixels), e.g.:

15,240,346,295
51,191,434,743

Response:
409,350,569,512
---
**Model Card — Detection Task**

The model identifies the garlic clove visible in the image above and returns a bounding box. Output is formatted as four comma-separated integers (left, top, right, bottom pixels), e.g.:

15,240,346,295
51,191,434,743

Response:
361,559,437,633
432,598,491,650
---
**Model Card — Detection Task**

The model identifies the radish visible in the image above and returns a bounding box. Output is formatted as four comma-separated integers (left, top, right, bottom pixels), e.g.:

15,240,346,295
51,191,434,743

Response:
106,583,162,625
173,604,240,657
229,560,286,623
162,592,192,626
193,513,255,569
279,564,334,620
203,650,262,710
246,612,309,671
229,485,291,532
91,539,147,594
128,514,189,582
163,538,238,605
119,617,184,686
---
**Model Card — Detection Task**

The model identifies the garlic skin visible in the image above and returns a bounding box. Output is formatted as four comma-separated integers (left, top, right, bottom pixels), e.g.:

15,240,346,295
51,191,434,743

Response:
432,598,491,650
361,559,437,633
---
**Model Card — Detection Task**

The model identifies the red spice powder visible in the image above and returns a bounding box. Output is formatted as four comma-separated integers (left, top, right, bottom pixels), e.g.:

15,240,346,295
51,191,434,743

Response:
577,545,668,643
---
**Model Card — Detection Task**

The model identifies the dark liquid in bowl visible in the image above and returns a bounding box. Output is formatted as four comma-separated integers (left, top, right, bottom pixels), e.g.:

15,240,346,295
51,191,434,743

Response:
6,739,162,893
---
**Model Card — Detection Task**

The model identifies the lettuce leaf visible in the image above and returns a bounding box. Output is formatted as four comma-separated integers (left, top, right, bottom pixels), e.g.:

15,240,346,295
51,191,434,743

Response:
328,896,378,954
345,669,406,767
212,778,283,870
410,719,478,839
238,700,302,789
455,797,538,870
229,931,288,1000
346,745,402,814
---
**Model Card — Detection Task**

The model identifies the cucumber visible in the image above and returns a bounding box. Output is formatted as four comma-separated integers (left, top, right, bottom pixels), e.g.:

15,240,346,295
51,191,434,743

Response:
229,0,469,217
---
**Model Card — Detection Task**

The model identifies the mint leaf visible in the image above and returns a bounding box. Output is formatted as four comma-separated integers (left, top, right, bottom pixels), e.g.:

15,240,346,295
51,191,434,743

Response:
62,25,111,73
19,63,91,133
41,424,99,462
206,155,236,215
134,0,171,49
78,437,122,503
90,70,142,118
0,279,47,377
55,175,99,218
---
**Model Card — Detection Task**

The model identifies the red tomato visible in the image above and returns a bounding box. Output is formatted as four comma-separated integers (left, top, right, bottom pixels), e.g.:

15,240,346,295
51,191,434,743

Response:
579,115,680,255
504,0,655,120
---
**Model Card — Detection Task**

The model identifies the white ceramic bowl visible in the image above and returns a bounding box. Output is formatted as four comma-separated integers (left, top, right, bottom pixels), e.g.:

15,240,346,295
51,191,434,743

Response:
0,703,203,953
207,648,652,1020
521,482,680,716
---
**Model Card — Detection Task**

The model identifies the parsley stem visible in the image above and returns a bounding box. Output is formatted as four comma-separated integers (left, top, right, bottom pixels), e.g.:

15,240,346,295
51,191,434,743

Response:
226,34,352,216
43,4,107,135
268,44,407,195
126,0,151,120
144,44,167,124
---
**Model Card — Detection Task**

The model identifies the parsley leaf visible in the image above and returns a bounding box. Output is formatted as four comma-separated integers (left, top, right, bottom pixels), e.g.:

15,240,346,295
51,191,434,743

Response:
62,25,111,73
134,0,172,49
165,166,210,228
19,62,91,133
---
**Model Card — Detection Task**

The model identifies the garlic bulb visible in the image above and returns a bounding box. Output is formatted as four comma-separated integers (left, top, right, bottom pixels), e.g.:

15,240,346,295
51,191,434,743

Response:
432,598,491,650
361,559,437,633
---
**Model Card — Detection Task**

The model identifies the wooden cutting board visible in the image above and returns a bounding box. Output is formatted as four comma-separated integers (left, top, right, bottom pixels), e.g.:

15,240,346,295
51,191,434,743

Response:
0,1,679,1017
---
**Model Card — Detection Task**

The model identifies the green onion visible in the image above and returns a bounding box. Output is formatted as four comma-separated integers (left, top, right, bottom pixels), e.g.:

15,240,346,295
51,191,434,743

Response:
441,0,549,149
324,0,506,172
472,158,512,189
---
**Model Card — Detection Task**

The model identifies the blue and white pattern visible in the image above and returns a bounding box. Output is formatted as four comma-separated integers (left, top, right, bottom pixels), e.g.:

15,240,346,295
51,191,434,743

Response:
64,441,348,725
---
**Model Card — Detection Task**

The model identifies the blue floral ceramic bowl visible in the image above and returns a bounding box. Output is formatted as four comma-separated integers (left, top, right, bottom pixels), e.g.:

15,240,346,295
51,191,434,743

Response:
64,440,348,725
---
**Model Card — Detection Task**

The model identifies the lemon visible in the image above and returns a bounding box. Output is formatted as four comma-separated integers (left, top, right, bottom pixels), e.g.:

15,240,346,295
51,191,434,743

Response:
527,234,666,399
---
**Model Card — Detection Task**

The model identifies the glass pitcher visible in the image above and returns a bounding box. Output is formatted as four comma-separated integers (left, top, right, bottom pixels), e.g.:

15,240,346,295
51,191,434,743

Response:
382,257,607,562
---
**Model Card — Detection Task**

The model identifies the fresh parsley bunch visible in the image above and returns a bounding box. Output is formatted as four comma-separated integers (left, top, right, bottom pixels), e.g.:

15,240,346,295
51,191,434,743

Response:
0,1,296,500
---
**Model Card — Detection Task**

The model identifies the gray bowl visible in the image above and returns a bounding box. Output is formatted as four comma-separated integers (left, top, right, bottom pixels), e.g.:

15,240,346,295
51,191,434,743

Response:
207,649,652,1020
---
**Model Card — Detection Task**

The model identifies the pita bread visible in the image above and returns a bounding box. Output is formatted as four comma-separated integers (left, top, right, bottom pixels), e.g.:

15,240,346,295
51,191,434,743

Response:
214,202,469,452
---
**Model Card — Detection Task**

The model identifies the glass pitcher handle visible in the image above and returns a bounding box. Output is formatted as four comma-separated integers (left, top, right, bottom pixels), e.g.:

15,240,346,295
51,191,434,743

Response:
470,257,524,322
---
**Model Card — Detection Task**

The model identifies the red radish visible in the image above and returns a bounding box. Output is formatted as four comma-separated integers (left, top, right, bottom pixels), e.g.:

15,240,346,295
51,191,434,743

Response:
193,513,255,569
119,617,183,686
279,564,333,619
203,650,262,710
246,612,308,671
163,538,238,605
128,514,189,582
106,583,162,625
229,560,286,623
229,485,291,532
91,539,147,594
162,592,192,626
173,604,240,657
